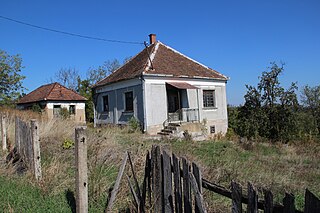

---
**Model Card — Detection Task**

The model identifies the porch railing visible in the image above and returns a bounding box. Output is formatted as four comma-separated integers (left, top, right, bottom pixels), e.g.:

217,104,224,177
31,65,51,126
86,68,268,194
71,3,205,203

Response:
165,108,199,126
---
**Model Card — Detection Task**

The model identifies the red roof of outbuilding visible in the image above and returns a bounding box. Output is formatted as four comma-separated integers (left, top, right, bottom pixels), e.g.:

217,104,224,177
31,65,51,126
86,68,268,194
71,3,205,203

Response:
94,41,228,87
17,82,87,104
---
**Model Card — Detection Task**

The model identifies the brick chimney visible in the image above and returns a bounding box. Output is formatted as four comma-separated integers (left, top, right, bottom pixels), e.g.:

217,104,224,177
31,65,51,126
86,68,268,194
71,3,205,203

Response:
149,34,156,44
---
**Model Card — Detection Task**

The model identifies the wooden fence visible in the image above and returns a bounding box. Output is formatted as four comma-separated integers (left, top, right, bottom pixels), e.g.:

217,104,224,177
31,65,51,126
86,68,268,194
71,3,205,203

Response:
107,145,320,213
14,117,42,180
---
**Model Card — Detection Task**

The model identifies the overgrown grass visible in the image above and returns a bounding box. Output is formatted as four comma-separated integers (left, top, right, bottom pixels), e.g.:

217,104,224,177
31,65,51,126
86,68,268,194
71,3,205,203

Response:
0,108,319,212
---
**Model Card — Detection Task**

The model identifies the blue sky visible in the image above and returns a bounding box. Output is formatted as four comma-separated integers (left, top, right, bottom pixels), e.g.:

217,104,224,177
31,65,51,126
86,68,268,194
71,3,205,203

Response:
1,0,319,105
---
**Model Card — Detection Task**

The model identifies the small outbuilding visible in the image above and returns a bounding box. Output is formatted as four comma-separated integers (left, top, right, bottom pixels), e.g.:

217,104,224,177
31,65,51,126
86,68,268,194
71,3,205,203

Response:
17,82,86,123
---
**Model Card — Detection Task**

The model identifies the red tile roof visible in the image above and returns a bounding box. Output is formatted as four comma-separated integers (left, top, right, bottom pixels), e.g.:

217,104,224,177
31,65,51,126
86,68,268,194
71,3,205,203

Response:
94,41,228,87
17,82,87,104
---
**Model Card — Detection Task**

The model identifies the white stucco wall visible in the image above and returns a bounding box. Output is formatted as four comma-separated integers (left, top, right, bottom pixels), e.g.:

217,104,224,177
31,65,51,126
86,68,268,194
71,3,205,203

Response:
46,102,85,109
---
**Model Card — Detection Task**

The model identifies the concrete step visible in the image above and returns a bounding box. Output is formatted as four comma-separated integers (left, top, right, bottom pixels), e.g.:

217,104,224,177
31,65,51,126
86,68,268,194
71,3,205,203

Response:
157,132,170,136
161,129,173,133
168,123,181,127
164,126,177,131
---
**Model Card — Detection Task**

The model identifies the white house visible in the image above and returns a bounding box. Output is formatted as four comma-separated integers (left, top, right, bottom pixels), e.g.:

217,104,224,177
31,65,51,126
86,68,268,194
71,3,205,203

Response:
93,34,229,135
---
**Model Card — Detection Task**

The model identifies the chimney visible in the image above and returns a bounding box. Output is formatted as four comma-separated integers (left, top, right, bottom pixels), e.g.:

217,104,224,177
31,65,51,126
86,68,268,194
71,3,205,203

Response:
149,34,156,44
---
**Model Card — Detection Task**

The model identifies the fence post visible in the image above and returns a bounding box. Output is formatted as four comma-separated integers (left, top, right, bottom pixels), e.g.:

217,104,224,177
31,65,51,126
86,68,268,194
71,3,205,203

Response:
247,182,258,213
231,181,242,213
31,119,41,181
192,162,203,213
1,114,7,151
75,126,88,213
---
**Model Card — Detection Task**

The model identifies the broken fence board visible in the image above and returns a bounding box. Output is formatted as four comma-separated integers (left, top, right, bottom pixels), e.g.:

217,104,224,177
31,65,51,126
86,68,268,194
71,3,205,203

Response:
283,193,295,213
182,157,191,213
189,172,207,213
152,145,162,213
192,162,203,213
247,182,258,213
106,151,128,213
304,189,320,213
264,189,273,213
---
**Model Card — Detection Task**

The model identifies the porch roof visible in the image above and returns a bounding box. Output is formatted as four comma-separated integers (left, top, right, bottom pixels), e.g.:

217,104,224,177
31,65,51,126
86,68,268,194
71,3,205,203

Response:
166,82,198,89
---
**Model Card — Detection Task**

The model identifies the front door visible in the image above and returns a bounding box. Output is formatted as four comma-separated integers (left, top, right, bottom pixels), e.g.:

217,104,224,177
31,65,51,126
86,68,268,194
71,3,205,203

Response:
167,89,181,121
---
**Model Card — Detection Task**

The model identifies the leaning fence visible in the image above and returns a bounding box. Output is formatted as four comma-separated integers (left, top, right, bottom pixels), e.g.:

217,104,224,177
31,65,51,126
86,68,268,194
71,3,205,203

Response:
106,145,320,213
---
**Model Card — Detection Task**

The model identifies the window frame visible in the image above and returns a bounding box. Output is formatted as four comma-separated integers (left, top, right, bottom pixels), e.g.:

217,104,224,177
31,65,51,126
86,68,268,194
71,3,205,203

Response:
203,90,216,108
124,91,134,112
69,105,76,115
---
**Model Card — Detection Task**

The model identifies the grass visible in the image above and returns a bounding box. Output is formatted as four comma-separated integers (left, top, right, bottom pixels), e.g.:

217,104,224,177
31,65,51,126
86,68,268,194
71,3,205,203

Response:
0,108,319,212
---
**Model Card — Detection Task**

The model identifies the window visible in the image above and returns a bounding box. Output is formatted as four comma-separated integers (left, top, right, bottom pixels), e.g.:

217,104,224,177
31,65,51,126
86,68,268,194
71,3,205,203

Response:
53,105,61,117
210,125,216,134
125,91,133,112
103,95,109,112
203,90,215,108
69,105,76,115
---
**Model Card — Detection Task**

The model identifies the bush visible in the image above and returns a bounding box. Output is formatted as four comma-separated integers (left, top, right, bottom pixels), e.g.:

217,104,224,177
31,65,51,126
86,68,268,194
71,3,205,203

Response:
59,107,70,119
61,138,74,149
128,116,140,133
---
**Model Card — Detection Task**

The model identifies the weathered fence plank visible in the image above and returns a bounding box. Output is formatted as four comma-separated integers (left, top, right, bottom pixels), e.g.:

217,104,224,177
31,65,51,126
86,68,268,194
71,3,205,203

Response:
140,151,150,212
190,172,207,213
264,189,273,213
172,154,182,213
182,157,191,213
304,189,320,213
283,193,295,213
192,162,203,213
15,117,21,154
1,114,7,151
152,145,162,213
31,119,41,181
106,151,128,212
162,150,173,213
247,182,258,213
75,126,88,213
127,174,140,210
231,181,242,213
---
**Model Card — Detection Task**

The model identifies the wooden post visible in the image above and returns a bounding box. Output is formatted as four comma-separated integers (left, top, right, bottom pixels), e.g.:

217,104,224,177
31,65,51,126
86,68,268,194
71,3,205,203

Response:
189,172,207,213
31,119,41,181
162,151,173,213
231,181,242,213
1,114,7,151
283,193,295,213
264,189,273,213
247,182,258,213
75,126,88,213
172,154,182,213
182,157,191,213
304,189,320,213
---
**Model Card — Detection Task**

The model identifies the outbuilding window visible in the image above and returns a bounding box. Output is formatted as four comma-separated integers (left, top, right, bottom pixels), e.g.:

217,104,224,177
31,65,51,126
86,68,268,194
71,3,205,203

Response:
125,91,133,112
69,105,76,115
203,90,216,108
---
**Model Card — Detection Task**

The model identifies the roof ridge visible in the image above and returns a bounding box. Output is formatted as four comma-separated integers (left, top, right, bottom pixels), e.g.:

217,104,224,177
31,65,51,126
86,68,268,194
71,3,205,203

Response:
159,42,229,80
145,42,160,72
46,82,58,99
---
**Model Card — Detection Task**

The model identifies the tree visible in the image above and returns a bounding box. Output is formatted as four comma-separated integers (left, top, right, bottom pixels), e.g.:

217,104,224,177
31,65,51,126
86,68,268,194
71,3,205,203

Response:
0,49,26,106
301,85,320,135
55,68,80,90
86,59,120,86
236,62,298,142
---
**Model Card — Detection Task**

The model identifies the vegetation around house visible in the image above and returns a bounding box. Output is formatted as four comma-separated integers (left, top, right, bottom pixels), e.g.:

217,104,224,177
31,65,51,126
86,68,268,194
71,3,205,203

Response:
0,108,319,212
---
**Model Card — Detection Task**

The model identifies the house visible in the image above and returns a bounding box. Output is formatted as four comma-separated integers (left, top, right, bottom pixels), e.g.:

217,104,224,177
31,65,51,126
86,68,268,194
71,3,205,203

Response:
93,34,229,136
17,82,86,123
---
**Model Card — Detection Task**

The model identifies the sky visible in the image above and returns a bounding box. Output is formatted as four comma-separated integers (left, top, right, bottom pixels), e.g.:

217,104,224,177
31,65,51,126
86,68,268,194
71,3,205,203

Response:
1,0,319,105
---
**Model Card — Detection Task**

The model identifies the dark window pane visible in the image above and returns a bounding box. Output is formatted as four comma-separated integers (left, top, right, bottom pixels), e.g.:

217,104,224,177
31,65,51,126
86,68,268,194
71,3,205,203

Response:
125,91,133,111
69,105,76,114
103,95,109,112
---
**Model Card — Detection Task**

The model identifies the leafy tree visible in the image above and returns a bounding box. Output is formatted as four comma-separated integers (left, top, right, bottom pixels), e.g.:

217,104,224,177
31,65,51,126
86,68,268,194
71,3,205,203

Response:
0,49,26,106
301,85,320,135
86,59,120,86
236,62,298,142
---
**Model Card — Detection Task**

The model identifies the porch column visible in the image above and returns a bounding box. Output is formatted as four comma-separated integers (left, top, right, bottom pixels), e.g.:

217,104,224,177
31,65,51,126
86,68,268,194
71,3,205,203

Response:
197,88,202,122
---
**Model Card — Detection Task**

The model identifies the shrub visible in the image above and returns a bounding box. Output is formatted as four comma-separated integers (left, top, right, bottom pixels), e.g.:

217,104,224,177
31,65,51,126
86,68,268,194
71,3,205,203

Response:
61,138,74,149
128,116,140,133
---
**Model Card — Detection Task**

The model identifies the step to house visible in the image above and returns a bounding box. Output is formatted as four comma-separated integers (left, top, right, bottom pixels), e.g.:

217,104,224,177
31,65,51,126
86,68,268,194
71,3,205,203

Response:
161,129,173,134
157,132,170,136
